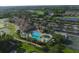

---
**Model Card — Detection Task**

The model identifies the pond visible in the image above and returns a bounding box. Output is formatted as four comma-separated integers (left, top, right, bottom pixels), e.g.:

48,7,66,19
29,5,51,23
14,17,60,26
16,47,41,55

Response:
67,35,79,50
55,31,79,50
0,40,20,53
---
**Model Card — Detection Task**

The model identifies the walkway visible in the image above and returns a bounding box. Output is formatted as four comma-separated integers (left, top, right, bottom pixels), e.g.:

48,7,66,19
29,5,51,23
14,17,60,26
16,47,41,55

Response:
14,37,43,48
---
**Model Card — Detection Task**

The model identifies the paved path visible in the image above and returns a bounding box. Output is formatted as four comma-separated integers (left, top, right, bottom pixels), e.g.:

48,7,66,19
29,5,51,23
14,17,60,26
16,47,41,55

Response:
14,37,43,48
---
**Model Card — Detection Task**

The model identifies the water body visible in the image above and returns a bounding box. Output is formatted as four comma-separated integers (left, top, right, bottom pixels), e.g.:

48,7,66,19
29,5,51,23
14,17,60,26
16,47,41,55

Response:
63,17,79,22
67,35,79,50
55,31,79,50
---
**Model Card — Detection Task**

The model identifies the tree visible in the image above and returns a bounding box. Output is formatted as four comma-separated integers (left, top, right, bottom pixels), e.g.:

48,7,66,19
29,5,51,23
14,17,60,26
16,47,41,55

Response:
44,33,66,53
0,33,16,52
53,33,65,44
0,33,14,41
47,44,65,53
16,42,43,53
52,8,65,16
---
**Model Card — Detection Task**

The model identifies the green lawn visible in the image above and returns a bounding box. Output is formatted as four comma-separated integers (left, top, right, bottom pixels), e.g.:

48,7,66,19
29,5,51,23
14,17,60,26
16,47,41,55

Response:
64,16,79,18
6,23,17,36
5,23,43,53
0,23,5,28
35,10,44,15
17,42,43,53
63,48,79,53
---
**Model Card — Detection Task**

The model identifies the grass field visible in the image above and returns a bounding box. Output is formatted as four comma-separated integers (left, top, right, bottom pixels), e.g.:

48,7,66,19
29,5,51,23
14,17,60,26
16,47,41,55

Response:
64,16,79,18
0,23,5,28
63,48,79,53
6,23,17,36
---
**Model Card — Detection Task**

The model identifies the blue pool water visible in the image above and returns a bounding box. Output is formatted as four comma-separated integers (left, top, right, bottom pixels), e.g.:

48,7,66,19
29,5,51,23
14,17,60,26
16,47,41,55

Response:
32,31,41,40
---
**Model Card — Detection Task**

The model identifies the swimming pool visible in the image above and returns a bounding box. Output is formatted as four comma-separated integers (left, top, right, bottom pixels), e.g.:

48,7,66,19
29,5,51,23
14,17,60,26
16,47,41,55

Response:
32,31,42,40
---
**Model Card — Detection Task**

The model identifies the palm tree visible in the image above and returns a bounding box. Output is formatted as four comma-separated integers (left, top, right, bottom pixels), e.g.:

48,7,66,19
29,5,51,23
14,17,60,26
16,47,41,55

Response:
0,33,14,41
